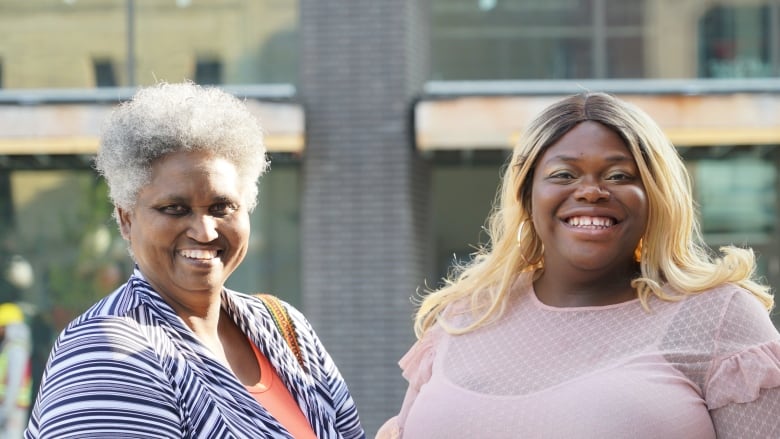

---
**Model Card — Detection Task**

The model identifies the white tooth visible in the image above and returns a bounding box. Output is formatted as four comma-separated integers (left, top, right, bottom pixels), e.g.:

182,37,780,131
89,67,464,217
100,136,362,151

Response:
568,216,615,227
180,250,217,259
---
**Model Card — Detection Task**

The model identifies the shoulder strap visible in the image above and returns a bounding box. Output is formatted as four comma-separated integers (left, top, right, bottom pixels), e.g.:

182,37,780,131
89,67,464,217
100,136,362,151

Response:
254,294,307,372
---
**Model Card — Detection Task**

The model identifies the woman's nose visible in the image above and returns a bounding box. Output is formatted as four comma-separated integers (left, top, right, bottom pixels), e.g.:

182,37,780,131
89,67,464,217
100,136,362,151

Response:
574,181,610,203
188,215,219,242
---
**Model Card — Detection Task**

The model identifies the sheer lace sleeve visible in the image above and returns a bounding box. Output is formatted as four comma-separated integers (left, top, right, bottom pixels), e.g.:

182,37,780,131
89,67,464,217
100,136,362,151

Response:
704,289,780,437
399,325,441,392
710,385,780,438
707,341,780,409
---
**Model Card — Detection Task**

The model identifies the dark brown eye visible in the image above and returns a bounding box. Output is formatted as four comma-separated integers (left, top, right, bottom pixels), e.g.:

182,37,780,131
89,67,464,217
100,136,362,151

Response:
159,205,188,216
606,172,634,181
548,170,576,181
210,202,239,217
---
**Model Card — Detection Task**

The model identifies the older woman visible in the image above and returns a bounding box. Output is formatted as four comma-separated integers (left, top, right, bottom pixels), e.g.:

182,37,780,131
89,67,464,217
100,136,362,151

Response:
25,82,365,439
379,92,780,438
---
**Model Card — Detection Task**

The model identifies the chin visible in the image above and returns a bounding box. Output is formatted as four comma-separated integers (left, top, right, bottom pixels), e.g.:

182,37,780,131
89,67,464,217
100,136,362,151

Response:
570,258,631,273
180,275,227,293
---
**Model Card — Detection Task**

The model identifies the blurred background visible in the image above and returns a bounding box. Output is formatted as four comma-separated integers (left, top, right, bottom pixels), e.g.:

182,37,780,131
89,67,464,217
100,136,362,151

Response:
0,0,778,435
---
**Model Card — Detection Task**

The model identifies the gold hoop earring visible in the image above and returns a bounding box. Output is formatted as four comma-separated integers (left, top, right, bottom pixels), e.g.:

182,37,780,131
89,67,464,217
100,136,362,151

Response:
517,219,543,266
634,238,643,262
516,220,527,244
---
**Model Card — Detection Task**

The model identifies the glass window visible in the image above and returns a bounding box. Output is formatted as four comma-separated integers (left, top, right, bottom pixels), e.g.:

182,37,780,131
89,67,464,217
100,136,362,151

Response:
0,168,124,398
0,0,298,89
431,0,598,80
1,159,301,321
699,5,773,78
0,156,300,406
194,57,223,85
693,157,776,239
430,153,506,286
93,58,118,87
691,155,776,300
226,162,302,308
605,0,642,26
606,36,643,78
430,0,780,80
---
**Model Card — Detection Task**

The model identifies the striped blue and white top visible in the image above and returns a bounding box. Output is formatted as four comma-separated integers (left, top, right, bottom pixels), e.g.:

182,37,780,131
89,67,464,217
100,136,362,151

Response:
25,270,365,439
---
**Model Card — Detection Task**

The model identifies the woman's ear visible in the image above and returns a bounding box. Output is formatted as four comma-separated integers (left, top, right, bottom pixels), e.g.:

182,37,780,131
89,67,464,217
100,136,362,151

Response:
116,207,132,241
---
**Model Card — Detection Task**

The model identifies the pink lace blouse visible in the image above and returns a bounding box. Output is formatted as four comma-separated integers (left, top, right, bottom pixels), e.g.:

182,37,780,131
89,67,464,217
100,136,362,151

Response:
378,275,780,438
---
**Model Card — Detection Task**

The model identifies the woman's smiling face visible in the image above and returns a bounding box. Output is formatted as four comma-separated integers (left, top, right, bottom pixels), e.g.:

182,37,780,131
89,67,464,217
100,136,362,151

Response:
530,121,648,275
117,150,250,304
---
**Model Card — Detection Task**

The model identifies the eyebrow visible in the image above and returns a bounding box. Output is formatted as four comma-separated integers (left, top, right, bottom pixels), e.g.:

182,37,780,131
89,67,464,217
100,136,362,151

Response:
153,194,188,204
545,154,633,163
155,194,238,205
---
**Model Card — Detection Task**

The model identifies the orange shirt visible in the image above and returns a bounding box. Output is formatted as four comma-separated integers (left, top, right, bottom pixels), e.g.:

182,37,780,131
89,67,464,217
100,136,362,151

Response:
245,341,317,439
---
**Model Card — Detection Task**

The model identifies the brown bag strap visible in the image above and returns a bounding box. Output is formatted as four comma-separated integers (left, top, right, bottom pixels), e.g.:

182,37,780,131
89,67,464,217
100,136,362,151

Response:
254,294,307,372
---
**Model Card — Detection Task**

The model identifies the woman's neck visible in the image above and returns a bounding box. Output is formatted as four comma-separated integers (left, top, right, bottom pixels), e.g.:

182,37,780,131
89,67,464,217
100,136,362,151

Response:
533,263,640,307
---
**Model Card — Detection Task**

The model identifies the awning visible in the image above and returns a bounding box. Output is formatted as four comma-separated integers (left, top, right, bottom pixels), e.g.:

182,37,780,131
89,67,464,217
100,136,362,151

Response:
415,80,780,151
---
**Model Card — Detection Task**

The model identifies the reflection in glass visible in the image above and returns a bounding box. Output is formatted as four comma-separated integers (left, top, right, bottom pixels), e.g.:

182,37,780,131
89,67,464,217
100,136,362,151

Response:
430,0,780,80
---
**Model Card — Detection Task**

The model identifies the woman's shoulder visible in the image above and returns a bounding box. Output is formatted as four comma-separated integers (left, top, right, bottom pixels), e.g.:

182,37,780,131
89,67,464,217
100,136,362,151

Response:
663,282,759,311
65,282,142,326
665,283,778,346
228,291,309,322
226,291,318,351
57,278,181,349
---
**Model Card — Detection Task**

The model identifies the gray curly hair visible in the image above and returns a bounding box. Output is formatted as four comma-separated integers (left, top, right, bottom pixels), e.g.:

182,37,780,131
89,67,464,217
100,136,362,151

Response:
95,81,269,213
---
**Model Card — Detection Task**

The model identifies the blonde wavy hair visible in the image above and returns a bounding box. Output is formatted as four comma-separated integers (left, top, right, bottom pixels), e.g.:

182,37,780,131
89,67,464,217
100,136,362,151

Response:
415,92,773,337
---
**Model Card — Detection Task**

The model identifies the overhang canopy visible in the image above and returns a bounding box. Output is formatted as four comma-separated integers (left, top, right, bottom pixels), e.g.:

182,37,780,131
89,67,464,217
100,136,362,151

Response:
415,79,780,151
0,86,303,155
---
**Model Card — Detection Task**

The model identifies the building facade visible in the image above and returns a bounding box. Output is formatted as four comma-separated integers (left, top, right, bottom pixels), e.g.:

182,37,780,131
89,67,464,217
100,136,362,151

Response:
0,0,778,435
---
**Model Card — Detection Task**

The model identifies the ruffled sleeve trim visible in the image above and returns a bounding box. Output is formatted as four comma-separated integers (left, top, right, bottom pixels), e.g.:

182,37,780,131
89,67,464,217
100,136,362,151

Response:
706,339,780,410
399,325,444,392
375,416,401,439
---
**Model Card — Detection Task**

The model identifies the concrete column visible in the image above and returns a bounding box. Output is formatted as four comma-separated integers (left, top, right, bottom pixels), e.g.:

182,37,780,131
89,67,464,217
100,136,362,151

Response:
298,1,431,435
